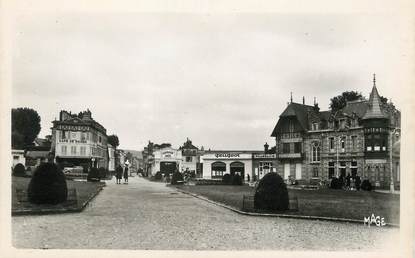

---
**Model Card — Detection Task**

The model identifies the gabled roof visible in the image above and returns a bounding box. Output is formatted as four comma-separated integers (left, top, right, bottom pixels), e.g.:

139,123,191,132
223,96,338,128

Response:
271,102,317,136
342,100,369,118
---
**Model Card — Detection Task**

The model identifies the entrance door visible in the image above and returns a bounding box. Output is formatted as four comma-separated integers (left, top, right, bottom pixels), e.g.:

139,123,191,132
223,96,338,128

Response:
160,162,177,176
295,163,302,179
284,163,290,180
230,162,245,179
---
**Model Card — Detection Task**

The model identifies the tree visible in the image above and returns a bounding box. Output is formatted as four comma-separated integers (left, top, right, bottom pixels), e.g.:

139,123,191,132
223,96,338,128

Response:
12,108,41,149
329,91,363,112
107,134,119,148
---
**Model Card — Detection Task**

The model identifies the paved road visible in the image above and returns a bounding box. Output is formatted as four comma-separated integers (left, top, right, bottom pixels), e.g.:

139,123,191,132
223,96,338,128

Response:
12,176,399,250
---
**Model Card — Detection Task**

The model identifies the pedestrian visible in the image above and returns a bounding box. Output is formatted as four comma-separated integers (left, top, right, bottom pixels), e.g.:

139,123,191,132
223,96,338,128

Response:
124,165,129,184
116,165,123,184
346,173,351,190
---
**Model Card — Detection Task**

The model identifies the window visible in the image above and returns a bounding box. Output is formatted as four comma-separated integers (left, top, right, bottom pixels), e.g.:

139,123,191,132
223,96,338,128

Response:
61,145,67,155
312,122,319,131
294,142,302,153
328,162,335,178
211,162,226,178
340,137,346,152
98,136,102,143
289,120,294,133
259,162,273,175
13,155,19,160
61,130,67,139
71,146,77,155
185,156,192,162
80,146,86,156
339,119,346,129
311,142,321,162
351,136,357,151
81,132,86,141
329,137,335,152
312,167,319,178
282,143,290,153
328,121,334,129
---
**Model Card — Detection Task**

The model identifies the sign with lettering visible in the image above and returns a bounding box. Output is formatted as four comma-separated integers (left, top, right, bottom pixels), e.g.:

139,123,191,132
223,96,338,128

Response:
253,154,276,159
203,152,252,160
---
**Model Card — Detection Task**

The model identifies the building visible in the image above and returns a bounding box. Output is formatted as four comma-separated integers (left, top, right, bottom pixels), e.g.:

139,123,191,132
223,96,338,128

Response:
51,109,108,169
150,146,182,176
202,150,263,181
270,76,400,189
25,137,52,170
252,143,278,181
179,138,202,175
142,141,172,177
11,149,25,169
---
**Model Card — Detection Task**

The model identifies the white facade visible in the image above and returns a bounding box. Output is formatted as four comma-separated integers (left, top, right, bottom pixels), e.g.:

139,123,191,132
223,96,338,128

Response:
108,144,115,171
150,147,182,176
202,151,253,181
11,149,26,169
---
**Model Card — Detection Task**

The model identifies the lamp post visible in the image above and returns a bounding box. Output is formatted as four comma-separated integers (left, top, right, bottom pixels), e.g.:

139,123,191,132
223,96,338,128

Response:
389,128,400,193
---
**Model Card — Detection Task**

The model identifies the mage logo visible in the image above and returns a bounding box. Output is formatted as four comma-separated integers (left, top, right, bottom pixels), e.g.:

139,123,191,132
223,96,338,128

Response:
364,214,386,227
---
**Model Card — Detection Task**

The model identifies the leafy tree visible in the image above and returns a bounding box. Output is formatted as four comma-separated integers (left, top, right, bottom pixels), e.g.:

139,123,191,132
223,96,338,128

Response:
107,134,119,148
11,108,41,149
329,91,363,112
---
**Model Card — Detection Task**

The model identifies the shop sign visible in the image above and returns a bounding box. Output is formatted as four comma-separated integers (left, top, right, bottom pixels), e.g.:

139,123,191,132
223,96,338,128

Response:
203,152,251,160
253,154,276,159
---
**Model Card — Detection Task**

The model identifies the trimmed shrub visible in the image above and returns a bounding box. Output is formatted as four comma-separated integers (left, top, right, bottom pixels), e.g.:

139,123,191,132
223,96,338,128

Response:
27,163,68,204
171,171,184,185
330,178,342,189
231,174,243,185
155,171,162,180
254,172,289,211
13,163,26,177
361,180,372,191
87,167,100,182
222,174,231,184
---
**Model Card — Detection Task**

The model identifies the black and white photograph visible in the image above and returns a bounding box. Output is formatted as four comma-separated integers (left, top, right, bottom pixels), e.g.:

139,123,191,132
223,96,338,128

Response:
1,1,414,257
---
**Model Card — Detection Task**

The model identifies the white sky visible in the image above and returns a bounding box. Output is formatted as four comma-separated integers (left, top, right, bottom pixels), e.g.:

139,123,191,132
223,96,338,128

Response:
12,12,409,150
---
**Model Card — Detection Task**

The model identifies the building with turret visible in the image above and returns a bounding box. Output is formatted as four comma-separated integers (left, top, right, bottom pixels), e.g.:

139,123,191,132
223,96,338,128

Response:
270,75,401,189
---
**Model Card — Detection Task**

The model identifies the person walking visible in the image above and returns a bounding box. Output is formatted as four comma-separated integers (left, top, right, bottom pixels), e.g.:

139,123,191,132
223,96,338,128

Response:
123,165,129,184
116,165,123,184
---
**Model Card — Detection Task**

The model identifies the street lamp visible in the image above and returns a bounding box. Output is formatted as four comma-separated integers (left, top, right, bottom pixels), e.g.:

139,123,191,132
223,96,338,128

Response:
389,128,400,193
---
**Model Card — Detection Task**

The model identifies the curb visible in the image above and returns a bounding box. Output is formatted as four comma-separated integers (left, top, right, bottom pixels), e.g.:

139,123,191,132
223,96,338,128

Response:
12,183,106,216
175,188,399,228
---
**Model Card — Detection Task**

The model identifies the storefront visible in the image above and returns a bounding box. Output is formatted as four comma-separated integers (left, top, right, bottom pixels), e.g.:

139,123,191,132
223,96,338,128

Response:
202,151,256,181
150,147,182,176
252,153,277,181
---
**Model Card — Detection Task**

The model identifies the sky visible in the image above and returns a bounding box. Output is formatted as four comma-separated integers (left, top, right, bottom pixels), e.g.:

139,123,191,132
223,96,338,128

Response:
11,12,409,150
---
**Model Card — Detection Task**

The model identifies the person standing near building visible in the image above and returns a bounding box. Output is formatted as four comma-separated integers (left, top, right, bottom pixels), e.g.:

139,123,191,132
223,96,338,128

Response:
123,165,129,184
116,165,123,184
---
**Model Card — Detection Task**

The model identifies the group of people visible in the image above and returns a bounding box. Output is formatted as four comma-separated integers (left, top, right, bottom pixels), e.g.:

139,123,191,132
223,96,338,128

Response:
340,173,362,191
115,165,129,184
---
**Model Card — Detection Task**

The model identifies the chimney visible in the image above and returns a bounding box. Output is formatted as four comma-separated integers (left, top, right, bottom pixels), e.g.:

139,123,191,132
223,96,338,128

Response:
302,96,305,105
264,142,269,153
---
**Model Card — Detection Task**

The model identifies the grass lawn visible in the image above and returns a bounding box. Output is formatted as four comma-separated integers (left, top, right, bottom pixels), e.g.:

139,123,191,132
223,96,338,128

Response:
175,184,400,225
12,176,106,215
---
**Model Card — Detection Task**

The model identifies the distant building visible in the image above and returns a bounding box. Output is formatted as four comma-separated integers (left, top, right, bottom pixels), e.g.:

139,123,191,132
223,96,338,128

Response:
142,141,172,177
151,147,182,176
270,76,400,189
25,137,52,170
179,138,203,175
51,109,108,169
11,149,25,169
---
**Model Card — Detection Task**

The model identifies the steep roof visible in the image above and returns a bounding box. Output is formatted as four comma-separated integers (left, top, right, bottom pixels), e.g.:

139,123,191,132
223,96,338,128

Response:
363,85,388,120
342,100,369,118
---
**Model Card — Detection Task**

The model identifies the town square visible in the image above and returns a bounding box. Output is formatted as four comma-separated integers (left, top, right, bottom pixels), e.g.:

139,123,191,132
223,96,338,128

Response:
3,3,414,257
